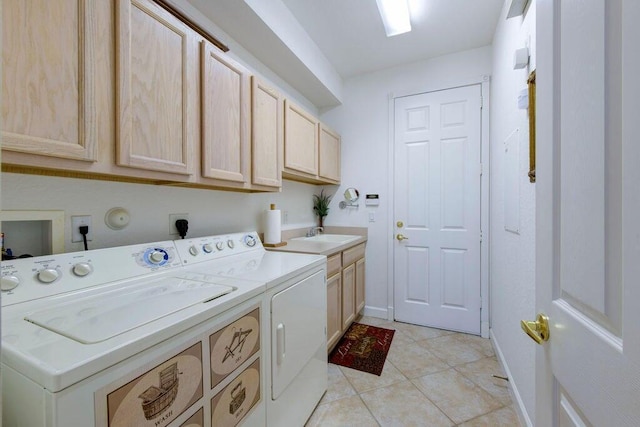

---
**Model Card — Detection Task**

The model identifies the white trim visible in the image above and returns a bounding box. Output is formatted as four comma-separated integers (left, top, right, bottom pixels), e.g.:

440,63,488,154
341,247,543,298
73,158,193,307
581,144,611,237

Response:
386,92,396,323
491,329,534,427
363,305,388,319
480,76,491,338
392,74,491,101
388,78,491,337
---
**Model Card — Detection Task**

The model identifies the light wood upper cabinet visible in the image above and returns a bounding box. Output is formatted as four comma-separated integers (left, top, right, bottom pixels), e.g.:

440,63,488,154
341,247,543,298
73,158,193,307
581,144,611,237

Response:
318,123,341,183
3,0,283,192
200,41,250,183
282,100,341,185
251,77,283,189
2,0,97,161
284,100,318,178
116,0,195,175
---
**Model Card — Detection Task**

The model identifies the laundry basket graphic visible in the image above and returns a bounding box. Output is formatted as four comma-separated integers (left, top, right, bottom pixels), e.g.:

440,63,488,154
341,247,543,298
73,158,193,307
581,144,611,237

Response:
138,363,180,420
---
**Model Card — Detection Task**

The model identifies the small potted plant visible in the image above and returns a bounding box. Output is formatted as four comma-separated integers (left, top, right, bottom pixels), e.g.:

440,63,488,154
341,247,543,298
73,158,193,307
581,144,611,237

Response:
313,189,332,228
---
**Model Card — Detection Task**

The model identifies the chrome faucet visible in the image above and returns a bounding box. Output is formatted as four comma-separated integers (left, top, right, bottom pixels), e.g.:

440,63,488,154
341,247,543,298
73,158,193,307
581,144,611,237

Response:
307,226,324,237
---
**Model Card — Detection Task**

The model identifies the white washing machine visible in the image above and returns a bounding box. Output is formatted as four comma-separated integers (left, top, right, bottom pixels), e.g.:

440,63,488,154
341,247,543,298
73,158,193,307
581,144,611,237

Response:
174,234,328,426
1,234,271,427
2,231,328,427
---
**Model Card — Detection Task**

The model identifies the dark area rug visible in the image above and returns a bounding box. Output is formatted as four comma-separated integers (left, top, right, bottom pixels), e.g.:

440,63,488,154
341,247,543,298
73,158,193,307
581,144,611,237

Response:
329,322,395,376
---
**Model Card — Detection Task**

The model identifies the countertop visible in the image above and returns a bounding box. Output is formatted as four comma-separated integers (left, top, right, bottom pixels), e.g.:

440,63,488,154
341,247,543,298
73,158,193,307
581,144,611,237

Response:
264,226,367,256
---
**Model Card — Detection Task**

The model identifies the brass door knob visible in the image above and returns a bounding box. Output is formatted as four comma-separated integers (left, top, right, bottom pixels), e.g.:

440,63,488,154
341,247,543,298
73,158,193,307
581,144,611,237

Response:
521,313,550,344
396,234,409,241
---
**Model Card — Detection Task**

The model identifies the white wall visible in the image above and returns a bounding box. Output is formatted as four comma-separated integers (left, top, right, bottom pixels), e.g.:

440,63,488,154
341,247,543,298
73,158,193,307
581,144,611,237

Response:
489,1,536,425
1,174,318,252
320,46,492,318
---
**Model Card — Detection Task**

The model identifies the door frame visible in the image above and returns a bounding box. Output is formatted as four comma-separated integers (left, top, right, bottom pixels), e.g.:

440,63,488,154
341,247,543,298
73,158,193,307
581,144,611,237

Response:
386,76,491,337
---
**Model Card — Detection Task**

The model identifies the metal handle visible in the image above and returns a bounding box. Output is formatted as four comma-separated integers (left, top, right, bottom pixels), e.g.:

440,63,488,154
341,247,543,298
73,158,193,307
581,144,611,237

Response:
276,323,285,365
521,313,550,344
396,234,409,241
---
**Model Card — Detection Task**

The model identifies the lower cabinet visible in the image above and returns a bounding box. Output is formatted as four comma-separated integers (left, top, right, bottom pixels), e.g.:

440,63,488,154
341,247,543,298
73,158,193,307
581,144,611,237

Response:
341,263,356,331
327,272,342,350
327,243,366,351
355,258,366,314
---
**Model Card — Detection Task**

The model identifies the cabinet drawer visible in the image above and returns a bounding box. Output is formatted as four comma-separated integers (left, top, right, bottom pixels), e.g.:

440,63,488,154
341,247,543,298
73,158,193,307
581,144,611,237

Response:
342,243,365,266
327,253,342,277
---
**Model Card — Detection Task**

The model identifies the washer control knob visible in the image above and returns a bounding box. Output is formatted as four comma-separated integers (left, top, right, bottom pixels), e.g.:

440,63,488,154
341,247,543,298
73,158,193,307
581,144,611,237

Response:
227,239,235,249
216,242,225,251
203,244,213,254
72,263,92,277
189,245,199,256
149,251,166,264
37,268,59,284
1,275,20,291
244,235,257,247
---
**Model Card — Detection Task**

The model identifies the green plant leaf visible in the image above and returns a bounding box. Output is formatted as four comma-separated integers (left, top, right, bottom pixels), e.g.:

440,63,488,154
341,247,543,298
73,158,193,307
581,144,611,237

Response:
312,189,332,217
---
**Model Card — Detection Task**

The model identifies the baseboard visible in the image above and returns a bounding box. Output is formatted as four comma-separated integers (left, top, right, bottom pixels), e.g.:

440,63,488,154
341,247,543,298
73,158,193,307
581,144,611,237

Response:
490,329,534,427
363,305,388,319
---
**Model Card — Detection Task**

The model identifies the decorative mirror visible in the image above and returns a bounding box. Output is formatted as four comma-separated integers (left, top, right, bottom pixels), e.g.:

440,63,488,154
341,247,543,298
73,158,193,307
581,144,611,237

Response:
339,188,360,209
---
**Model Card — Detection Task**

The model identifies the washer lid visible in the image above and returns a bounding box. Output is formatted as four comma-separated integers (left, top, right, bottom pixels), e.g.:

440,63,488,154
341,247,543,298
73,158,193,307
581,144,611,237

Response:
24,277,234,344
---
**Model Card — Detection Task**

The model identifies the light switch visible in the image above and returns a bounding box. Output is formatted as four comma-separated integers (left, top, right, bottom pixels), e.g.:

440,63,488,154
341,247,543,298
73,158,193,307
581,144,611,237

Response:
368,212,375,222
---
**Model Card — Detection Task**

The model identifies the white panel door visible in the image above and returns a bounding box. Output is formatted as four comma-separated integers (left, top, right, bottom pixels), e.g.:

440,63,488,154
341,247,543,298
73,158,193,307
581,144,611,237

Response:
393,85,482,334
535,0,640,425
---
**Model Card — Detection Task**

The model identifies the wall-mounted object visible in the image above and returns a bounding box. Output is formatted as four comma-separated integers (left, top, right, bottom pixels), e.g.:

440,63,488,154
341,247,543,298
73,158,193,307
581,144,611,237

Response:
0,210,65,256
527,70,536,183
518,88,529,110
365,194,380,206
507,0,531,19
504,130,520,234
339,188,360,209
513,47,529,70
105,207,131,230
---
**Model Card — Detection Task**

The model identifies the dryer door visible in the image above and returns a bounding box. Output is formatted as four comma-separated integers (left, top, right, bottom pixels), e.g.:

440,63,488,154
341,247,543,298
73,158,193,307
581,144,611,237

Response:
271,270,326,399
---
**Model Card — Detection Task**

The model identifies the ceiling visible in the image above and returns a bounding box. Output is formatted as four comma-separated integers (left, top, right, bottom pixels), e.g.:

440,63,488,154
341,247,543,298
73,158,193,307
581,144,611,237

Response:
280,0,503,78
184,0,504,108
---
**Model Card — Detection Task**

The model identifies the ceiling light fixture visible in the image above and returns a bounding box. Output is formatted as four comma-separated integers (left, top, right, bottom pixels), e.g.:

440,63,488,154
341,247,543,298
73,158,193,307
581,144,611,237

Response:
376,0,412,37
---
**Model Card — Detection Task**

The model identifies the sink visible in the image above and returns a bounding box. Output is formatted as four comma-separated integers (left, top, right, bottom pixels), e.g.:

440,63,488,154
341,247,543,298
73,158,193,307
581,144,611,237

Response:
291,234,360,244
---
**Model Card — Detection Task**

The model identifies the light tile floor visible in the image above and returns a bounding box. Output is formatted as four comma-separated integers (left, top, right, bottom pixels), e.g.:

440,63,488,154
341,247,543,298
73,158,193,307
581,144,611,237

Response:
306,316,521,427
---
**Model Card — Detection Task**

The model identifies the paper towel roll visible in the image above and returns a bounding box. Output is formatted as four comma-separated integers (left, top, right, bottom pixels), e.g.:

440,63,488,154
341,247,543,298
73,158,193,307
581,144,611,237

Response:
264,208,281,244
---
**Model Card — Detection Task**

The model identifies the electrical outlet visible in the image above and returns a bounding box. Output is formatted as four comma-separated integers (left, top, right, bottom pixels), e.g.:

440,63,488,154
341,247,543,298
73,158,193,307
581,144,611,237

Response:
169,213,189,235
368,212,375,222
71,215,93,242
282,211,288,224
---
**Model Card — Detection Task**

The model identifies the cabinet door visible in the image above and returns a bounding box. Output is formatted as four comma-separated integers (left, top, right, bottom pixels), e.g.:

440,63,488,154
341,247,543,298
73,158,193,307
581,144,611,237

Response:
2,0,97,161
318,123,341,183
284,100,318,176
341,263,356,332
201,41,250,183
251,77,282,188
327,272,342,350
355,258,366,314
116,0,195,175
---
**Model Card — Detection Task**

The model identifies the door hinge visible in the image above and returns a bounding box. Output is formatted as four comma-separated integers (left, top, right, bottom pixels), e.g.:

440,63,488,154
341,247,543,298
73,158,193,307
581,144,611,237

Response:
480,231,483,242
480,163,483,176
480,95,484,109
